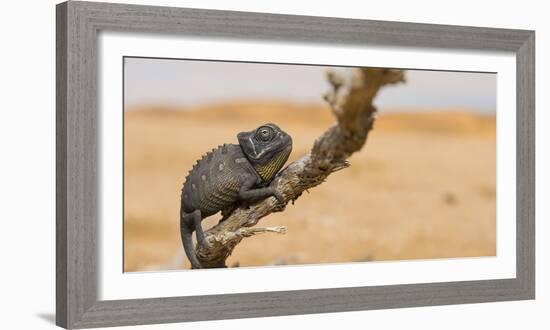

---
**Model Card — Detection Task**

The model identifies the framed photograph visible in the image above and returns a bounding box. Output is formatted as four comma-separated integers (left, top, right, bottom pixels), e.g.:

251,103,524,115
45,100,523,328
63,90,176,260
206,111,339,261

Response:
56,1,535,328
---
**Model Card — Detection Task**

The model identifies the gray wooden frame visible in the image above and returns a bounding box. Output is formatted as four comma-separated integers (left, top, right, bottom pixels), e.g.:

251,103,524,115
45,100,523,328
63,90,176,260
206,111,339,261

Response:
56,1,535,328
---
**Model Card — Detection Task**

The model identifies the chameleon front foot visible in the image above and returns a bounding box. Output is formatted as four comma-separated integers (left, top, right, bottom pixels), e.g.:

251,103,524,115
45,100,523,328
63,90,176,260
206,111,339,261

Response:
270,190,287,212
272,189,285,204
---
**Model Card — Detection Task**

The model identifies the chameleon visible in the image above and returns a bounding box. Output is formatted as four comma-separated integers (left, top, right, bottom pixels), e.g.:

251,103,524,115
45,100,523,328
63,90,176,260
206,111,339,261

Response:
180,123,293,269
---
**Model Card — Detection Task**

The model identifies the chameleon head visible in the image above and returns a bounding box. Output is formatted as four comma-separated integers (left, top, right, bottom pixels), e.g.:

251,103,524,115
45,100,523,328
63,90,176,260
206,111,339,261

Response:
237,123,293,180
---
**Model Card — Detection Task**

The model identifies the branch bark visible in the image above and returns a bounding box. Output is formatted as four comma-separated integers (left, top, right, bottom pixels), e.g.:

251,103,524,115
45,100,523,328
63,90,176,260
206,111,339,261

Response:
195,67,405,268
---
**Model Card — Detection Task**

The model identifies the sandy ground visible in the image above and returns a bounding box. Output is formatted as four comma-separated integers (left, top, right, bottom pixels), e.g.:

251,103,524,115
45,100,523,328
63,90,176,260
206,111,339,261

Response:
123,101,496,271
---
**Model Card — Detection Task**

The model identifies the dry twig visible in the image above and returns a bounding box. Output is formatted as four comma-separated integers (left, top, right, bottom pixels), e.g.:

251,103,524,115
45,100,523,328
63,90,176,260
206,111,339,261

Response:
194,67,405,268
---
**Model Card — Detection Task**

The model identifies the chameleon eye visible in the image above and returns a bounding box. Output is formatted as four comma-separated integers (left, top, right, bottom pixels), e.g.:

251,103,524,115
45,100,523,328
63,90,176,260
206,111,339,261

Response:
256,126,273,141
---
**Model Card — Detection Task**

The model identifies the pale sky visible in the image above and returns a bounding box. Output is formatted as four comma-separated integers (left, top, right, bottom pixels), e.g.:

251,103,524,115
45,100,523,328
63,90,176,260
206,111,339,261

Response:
124,57,496,112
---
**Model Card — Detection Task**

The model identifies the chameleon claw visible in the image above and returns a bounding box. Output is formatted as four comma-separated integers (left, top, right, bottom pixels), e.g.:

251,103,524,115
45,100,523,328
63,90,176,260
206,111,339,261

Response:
273,189,285,204
199,238,213,250
271,190,287,212
273,204,286,213
273,202,286,213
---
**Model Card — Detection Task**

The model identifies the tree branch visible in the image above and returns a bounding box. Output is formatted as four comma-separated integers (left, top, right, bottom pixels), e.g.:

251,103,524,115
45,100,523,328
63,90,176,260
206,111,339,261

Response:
195,68,405,268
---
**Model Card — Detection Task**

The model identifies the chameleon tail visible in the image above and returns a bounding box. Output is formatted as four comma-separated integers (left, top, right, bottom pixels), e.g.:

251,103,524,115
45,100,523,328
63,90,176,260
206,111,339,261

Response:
180,212,204,269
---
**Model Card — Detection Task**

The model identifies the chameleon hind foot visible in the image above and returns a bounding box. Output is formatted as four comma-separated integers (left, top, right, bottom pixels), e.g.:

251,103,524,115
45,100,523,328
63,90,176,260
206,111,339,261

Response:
191,209,212,249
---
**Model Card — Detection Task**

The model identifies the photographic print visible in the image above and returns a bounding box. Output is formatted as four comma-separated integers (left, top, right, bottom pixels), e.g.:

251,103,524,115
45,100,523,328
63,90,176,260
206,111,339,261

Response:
56,4,535,327
123,58,496,271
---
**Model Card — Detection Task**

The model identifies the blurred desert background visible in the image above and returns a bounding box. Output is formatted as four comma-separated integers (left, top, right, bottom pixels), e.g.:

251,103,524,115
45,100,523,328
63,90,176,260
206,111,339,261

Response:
123,58,496,272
